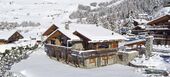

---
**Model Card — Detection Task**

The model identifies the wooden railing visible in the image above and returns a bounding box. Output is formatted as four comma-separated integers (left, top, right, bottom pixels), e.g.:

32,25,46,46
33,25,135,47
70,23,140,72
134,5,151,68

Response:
44,44,118,59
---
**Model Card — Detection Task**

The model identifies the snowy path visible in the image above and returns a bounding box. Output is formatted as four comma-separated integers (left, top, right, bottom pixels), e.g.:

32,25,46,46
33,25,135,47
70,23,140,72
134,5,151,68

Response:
11,48,145,77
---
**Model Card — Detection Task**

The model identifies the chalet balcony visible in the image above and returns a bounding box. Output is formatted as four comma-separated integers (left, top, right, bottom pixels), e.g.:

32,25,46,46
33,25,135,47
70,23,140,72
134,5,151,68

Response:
152,34,164,38
44,44,72,59
151,34,170,37
44,44,118,59
147,25,170,29
72,48,118,58
45,44,117,52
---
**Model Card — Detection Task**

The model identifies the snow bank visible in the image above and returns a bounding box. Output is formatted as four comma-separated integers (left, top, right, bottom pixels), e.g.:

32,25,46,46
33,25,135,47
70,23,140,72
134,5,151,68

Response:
130,54,167,70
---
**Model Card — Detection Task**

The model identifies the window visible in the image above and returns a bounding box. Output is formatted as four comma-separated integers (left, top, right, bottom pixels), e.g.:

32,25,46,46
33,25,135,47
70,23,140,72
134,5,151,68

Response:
118,55,123,61
108,56,113,59
102,56,108,60
89,58,96,63
98,43,109,48
51,40,55,45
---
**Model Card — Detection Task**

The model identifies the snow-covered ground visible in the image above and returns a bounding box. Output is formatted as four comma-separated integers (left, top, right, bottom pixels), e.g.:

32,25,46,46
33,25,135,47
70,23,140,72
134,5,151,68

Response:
11,48,145,77
131,54,167,69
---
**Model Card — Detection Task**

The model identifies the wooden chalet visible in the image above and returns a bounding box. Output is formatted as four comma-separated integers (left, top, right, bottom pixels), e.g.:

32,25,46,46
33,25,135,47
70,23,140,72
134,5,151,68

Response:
44,24,138,68
147,15,170,45
0,30,23,44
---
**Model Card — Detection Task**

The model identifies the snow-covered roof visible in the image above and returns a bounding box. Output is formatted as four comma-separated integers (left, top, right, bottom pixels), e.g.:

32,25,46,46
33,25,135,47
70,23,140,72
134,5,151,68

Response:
78,50,96,54
137,25,146,29
118,50,138,54
125,39,145,46
47,23,126,42
46,29,80,41
58,28,81,41
0,30,18,40
133,19,148,24
69,24,126,42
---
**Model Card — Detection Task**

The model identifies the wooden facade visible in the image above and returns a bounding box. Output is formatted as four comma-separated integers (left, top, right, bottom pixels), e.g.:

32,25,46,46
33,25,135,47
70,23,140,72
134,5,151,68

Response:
132,26,146,35
0,40,8,44
147,15,170,45
8,31,24,43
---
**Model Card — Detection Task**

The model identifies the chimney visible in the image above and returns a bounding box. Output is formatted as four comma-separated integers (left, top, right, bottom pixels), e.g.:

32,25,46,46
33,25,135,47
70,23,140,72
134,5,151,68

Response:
65,23,69,30
145,36,153,59
65,21,71,30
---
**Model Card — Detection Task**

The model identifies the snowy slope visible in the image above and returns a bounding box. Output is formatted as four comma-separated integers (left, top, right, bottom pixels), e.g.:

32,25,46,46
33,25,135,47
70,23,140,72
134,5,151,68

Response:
11,48,145,77
0,0,115,40
0,0,112,26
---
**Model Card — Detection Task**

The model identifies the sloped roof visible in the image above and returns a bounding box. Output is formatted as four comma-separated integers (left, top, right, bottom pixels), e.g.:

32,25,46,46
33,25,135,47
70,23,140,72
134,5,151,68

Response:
0,30,19,40
147,14,170,25
73,25,126,42
43,24,58,36
133,19,148,24
46,23,126,42
58,28,80,41
46,29,80,41
68,24,126,42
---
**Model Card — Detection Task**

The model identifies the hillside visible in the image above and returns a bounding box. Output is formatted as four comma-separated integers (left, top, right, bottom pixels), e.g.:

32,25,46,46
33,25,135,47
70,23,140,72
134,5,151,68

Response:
0,0,112,26
69,0,164,30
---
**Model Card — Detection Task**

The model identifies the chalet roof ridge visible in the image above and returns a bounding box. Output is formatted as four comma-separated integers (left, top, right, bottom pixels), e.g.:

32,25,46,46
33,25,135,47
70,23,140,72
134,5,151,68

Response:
147,14,170,25
45,23,126,42
43,24,58,36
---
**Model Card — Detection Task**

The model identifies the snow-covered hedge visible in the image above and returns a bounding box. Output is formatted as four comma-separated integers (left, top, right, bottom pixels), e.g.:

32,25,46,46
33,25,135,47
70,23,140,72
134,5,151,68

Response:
0,44,38,77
